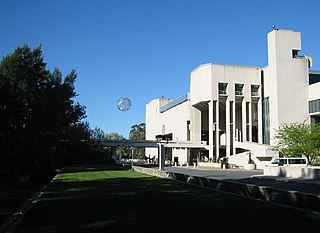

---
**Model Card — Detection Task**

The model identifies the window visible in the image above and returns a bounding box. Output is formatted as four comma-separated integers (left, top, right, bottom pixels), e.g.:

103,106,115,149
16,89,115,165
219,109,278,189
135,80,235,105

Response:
251,85,259,97
230,101,233,123
311,116,320,125
263,97,270,145
218,83,228,95
309,99,320,113
235,84,244,96
246,102,250,141
289,159,307,165
187,121,190,141
309,71,320,85
292,50,299,58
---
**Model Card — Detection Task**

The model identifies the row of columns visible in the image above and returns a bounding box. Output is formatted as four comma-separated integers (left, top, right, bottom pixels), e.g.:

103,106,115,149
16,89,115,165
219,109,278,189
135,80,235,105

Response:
207,97,263,160
113,144,165,170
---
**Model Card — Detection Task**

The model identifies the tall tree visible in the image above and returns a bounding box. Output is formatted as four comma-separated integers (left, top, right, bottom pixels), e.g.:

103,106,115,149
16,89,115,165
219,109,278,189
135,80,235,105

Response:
129,123,146,159
103,132,130,159
104,132,126,140
129,123,145,140
90,127,105,140
272,122,320,165
0,45,86,177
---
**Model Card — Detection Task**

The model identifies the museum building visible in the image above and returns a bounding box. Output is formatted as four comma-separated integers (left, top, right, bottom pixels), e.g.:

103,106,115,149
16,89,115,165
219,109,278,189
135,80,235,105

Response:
145,29,320,168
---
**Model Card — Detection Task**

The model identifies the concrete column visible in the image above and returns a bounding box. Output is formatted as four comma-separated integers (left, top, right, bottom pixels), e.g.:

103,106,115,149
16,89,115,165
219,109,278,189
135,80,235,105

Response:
158,144,165,170
226,99,230,157
118,148,122,162
111,147,117,159
208,100,214,160
215,100,220,160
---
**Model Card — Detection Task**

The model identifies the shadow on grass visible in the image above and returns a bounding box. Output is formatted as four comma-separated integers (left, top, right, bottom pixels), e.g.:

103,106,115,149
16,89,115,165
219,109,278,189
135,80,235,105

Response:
12,166,320,233
0,180,44,225
60,164,123,174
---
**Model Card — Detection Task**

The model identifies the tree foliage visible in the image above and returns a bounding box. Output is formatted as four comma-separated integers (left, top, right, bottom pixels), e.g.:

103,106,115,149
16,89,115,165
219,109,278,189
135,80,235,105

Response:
272,122,320,165
104,132,126,140
0,45,87,179
129,123,146,159
102,132,130,159
129,123,145,140
90,127,105,140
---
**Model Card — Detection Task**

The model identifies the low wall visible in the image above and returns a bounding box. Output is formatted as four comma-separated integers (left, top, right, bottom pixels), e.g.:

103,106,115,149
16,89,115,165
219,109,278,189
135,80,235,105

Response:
133,166,320,212
264,166,320,179
197,162,221,168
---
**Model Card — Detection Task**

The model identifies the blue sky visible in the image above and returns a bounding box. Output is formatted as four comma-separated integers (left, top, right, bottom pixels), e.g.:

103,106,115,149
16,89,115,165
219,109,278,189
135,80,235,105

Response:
1,0,320,137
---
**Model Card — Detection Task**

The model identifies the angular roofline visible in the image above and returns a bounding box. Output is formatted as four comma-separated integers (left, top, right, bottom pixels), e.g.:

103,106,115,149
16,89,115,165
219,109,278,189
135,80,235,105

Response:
191,62,261,74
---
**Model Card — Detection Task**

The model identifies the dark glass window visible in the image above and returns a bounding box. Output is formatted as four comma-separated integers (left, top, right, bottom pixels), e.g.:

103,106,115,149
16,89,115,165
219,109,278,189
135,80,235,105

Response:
251,85,259,97
218,83,228,95
309,99,320,113
309,71,320,85
235,84,243,96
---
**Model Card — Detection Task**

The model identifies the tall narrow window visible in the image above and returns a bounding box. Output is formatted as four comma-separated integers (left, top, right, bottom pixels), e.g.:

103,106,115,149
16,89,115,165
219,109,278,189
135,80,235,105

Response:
246,102,250,141
246,102,250,124
230,101,233,123
251,100,258,143
187,121,190,141
263,97,270,145
230,101,234,155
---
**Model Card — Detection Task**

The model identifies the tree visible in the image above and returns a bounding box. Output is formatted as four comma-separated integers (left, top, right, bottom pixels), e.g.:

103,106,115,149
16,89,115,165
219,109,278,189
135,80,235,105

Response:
129,123,146,159
103,132,130,159
0,45,86,178
104,132,126,140
129,123,145,140
90,127,105,140
272,122,320,165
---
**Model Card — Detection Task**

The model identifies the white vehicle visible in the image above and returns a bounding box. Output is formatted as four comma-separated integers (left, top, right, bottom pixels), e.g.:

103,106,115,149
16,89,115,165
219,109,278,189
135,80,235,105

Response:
270,157,308,166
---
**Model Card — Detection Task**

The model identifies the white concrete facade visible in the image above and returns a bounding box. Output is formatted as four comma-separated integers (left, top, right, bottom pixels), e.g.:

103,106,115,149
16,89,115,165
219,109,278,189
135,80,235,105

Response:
145,96,193,165
145,29,320,168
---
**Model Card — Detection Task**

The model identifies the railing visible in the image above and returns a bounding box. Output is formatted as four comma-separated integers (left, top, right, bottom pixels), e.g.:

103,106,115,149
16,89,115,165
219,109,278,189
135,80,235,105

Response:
160,93,190,113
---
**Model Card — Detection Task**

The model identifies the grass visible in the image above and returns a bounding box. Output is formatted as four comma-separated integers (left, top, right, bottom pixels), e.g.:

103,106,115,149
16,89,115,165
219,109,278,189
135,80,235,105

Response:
0,179,44,225
11,165,320,233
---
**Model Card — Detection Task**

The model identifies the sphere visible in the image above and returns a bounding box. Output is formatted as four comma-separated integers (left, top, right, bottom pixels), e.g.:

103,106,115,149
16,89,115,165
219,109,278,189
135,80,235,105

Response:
117,97,131,111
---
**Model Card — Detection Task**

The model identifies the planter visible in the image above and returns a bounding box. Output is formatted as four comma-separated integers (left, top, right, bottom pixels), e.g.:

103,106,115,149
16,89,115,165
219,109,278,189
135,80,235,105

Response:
244,164,256,170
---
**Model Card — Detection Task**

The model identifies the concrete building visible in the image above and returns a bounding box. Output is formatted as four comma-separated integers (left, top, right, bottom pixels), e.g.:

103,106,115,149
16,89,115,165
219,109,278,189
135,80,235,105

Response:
146,29,320,168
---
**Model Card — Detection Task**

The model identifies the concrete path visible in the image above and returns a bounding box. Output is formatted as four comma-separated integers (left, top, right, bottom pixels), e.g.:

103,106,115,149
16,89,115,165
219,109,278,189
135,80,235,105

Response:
165,166,262,180
134,165,320,212
164,166,320,196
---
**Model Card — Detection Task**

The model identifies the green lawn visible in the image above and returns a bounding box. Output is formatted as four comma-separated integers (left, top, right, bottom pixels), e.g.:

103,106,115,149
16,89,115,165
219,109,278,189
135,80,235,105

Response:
0,179,44,225
12,165,320,233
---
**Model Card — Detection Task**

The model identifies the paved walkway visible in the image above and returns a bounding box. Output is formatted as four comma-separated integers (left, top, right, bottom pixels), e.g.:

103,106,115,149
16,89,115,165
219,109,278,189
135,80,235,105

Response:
164,166,320,196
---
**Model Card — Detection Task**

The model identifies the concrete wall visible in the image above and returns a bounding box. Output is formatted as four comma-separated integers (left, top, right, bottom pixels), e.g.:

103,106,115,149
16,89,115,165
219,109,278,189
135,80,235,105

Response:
145,98,191,164
264,166,320,179
190,63,261,105
190,64,212,106
264,30,310,145
309,82,320,101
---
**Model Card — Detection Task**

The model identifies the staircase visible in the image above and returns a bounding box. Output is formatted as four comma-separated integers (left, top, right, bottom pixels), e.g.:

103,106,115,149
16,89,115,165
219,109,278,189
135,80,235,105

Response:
229,141,278,169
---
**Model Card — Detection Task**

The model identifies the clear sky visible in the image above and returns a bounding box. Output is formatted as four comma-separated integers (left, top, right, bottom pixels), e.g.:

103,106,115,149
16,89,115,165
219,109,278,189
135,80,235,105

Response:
1,0,320,138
